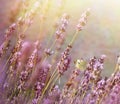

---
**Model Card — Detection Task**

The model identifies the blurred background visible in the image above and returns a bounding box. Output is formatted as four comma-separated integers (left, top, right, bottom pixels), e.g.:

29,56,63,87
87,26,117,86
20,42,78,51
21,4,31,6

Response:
0,0,120,77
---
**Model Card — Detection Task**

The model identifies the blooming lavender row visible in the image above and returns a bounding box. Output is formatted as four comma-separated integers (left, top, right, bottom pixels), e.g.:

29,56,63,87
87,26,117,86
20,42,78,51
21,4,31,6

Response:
0,1,120,104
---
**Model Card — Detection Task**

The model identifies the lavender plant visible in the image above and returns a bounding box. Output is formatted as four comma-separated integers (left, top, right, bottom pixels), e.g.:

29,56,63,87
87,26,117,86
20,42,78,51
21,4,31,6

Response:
0,1,120,104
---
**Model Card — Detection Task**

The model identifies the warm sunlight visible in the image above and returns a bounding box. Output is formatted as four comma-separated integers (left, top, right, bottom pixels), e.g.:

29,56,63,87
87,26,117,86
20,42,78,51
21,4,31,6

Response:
0,0,120,104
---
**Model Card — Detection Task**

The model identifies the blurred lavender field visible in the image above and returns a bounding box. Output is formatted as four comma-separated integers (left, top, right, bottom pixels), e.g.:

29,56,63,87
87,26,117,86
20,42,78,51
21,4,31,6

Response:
0,0,120,104
1,0,120,76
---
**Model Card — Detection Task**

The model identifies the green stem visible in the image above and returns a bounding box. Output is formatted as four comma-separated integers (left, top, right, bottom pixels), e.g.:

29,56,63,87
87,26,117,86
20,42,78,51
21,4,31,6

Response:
38,71,58,103
69,30,79,45
48,74,61,93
